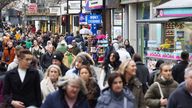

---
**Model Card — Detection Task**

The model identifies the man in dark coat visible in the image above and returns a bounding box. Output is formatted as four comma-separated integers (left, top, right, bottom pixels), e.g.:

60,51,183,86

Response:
133,53,150,94
167,67,192,108
172,51,189,83
3,49,42,107
52,51,69,76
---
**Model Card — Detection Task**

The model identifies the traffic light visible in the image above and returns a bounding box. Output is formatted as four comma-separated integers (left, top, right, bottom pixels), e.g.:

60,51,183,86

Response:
61,16,66,26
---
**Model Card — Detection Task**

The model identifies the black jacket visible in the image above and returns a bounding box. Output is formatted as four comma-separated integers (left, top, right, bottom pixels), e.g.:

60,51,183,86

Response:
40,52,52,70
135,61,150,94
60,64,69,76
3,67,42,107
172,61,188,83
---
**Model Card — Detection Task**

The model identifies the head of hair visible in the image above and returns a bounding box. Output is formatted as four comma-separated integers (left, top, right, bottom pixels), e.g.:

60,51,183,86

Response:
15,45,23,56
79,65,92,77
118,59,134,76
181,51,189,61
159,62,171,73
45,64,62,78
155,59,164,69
17,49,32,59
57,74,87,95
108,72,125,89
132,53,142,62
184,67,192,78
30,56,39,68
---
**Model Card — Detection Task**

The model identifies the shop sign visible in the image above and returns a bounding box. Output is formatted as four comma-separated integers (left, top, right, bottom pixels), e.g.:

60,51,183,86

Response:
79,13,87,25
121,0,150,4
49,7,60,15
106,0,120,9
68,1,81,14
87,15,102,24
85,0,103,10
26,16,57,21
28,3,37,13
158,8,192,17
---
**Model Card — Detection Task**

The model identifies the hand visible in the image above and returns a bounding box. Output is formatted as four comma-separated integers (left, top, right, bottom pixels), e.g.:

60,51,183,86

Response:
160,98,168,106
11,100,25,108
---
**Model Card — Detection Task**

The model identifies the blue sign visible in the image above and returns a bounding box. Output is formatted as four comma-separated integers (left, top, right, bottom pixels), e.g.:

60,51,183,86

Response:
79,13,87,25
87,15,102,24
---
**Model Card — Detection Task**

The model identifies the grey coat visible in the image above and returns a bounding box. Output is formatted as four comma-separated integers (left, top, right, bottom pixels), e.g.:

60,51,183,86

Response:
96,88,135,108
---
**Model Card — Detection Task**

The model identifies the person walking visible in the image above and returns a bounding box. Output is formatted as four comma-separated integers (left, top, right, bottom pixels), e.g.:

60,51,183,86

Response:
3,49,42,108
41,74,89,108
172,51,189,83
144,63,178,108
41,64,62,102
96,72,135,108
167,66,192,108
119,60,146,108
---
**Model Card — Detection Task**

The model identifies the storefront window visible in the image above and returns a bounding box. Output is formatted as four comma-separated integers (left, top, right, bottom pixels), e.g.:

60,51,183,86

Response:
137,2,150,57
112,9,123,39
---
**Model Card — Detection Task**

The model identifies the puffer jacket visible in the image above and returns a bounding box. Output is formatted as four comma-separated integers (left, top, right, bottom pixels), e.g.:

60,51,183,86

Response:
144,76,178,108
96,88,135,108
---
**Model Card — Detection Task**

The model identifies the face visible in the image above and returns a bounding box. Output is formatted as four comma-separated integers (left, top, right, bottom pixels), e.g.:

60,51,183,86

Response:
75,57,83,69
66,82,80,99
124,40,129,45
111,76,123,93
109,53,116,63
48,67,60,82
19,54,33,69
52,59,61,66
160,65,172,80
33,40,38,46
7,42,13,48
80,68,90,82
125,60,137,77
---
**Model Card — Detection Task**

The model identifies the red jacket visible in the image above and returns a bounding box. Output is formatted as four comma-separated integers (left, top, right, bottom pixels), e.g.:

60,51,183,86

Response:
2,47,15,64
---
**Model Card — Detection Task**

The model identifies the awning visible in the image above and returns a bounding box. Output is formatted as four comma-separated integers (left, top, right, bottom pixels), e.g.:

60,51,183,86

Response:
155,0,192,9
136,17,192,23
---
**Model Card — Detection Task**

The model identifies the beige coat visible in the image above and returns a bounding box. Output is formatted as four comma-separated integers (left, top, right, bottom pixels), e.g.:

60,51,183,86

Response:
40,78,58,102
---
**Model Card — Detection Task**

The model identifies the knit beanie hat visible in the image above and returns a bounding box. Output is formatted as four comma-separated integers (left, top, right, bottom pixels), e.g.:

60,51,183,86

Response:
52,51,64,62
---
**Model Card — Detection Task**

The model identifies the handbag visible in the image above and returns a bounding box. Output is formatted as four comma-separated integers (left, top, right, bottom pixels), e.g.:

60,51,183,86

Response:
154,82,165,108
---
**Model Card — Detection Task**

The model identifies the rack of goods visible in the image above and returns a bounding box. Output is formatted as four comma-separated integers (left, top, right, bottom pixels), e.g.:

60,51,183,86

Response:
97,39,108,64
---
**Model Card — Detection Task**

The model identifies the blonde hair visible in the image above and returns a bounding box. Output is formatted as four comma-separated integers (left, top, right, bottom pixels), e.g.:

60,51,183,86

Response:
118,59,134,76
57,74,88,95
44,64,62,79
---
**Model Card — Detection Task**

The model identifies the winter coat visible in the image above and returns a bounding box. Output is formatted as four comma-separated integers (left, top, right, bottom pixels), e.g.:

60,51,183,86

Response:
126,77,146,108
59,64,69,76
2,47,15,64
172,61,188,83
3,68,42,107
135,61,150,94
167,82,192,108
144,76,178,108
40,52,52,70
96,88,135,108
86,78,100,108
41,89,89,108
41,78,59,102
125,45,135,57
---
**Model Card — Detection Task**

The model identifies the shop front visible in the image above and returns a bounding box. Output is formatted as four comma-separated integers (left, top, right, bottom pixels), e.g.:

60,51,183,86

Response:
137,0,192,71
